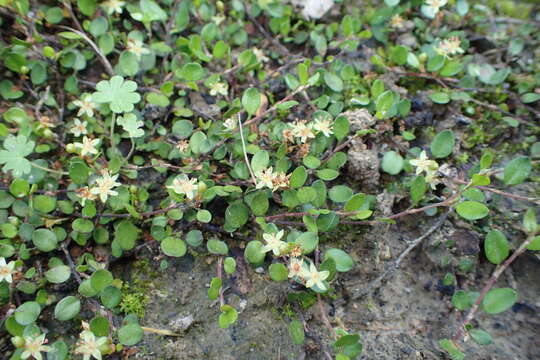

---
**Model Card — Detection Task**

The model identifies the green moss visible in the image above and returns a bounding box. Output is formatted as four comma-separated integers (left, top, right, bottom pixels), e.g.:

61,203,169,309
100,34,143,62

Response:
119,259,155,318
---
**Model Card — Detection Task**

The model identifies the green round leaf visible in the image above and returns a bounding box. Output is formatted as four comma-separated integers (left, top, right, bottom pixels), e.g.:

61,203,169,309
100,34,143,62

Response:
381,151,404,175
503,156,531,186
455,201,489,221
223,257,236,274
54,296,81,321
324,248,354,272
207,238,228,255
430,130,455,158
296,232,319,254
32,228,58,252
484,230,509,265
269,263,288,282
118,323,143,346
45,265,71,284
482,288,517,314
100,285,122,309
469,328,493,345
329,185,353,203
90,269,113,292
324,71,344,92
33,195,56,213
15,301,41,325
244,240,266,264
186,230,203,247
242,87,261,115
161,237,187,257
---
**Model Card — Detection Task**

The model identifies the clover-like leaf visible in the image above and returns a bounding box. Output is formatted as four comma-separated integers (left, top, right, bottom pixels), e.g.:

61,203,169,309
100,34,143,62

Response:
117,113,145,138
0,134,35,176
92,75,141,113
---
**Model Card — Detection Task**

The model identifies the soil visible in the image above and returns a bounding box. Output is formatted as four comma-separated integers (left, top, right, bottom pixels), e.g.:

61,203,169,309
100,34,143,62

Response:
115,208,540,360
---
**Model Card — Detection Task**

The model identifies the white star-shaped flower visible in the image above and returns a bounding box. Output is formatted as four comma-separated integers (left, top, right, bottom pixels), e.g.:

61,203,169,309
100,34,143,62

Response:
312,119,333,137
74,136,100,157
209,82,228,97
304,262,330,291
21,334,51,360
255,167,275,190
261,230,287,256
288,258,308,279
167,175,199,200
0,257,15,283
102,0,125,15
409,151,439,176
74,328,108,360
73,94,96,118
90,170,121,203
291,121,315,143
70,119,88,137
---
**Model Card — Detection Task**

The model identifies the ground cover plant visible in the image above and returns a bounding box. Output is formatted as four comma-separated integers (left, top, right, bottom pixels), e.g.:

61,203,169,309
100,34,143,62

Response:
0,0,539,359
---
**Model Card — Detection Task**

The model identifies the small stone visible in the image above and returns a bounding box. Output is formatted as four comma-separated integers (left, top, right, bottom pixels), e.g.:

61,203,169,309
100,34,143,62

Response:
168,314,195,333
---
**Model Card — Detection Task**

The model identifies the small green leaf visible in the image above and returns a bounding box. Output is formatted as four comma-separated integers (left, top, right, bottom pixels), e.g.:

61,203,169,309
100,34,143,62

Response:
207,238,228,255
469,328,492,345
45,265,71,284
15,301,41,325
269,263,288,282
455,201,489,221
218,305,238,329
381,151,403,175
324,71,344,92
430,130,455,158
439,339,465,360
482,288,517,314
161,237,187,257
429,92,450,104
503,156,531,186
118,323,143,346
484,230,509,265
32,228,58,252
324,248,354,272
54,296,81,321
242,87,261,115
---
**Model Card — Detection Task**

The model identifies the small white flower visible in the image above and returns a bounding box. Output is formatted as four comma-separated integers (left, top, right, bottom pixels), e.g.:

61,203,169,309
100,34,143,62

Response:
70,119,88,137
211,14,226,25
102,0,125,15
126,38,150,59
167,175,199,200
90,170,121,203
409,151,439,176
76,187,98,206
255,167,276,190
74,327,108,360
312,119,333,137
291,121,315,143
288,258,308,279
304,262,330,291
223,118,237,131
261,230,287,256
73,94,96,118
436,37,464,57
209,82,228,97
422,0,447,18
74,136,100,157
21,334,51,360
252,47,269,63
0,257,16,283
